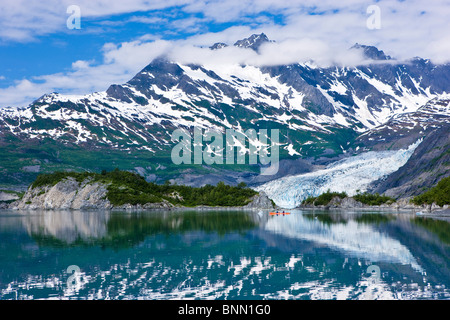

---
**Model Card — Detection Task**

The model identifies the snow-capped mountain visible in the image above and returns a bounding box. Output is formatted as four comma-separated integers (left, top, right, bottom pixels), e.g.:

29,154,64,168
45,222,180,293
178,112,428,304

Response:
369,122,450,198
355,96,450,151
233,32,273,51
0,33,449,188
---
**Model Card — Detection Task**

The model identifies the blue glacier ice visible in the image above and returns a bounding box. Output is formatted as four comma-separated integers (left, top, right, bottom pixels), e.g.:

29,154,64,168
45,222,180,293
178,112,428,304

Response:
256,140,422,209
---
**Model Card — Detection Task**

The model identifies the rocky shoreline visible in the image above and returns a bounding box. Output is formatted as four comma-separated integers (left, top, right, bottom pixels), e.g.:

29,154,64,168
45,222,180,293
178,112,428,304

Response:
3,177,275,211
2,177,448,215
298,195,450,215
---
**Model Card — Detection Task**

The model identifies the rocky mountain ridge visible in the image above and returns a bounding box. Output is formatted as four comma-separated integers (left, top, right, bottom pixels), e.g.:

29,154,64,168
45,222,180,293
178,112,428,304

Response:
0,33,449,190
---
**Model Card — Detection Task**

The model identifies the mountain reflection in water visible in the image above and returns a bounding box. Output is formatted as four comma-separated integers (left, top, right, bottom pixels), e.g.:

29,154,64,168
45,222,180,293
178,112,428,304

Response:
0,209,449,300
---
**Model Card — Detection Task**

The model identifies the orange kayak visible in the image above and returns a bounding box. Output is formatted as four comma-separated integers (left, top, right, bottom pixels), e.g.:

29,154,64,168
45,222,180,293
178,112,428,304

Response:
269,212,290,215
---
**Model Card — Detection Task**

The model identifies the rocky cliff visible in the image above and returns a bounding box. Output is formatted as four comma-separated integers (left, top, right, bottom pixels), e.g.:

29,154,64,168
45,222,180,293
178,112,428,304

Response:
10,177,175,210
244,191,276,209
11,177,113,210
9,177,274,210
299,195,449,214
370,123,450,198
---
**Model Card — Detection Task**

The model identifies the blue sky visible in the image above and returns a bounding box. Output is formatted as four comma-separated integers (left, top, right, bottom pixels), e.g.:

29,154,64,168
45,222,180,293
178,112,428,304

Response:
0,0,449,108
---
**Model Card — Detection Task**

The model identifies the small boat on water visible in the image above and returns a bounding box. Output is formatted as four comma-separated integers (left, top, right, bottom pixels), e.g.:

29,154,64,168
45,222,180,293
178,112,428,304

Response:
269,211,290,216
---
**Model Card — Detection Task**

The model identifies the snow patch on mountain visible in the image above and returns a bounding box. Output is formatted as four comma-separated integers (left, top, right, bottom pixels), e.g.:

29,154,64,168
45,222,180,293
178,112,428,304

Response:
256,139,422,208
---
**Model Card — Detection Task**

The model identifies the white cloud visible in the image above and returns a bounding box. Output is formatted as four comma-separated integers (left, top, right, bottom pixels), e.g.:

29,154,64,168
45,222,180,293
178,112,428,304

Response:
0,36,378,108
1,0,449,57
0,39,172,107
166,37,367,67
0,0,189,42
1,0,449,108
71,60,92,70
1,1,449,63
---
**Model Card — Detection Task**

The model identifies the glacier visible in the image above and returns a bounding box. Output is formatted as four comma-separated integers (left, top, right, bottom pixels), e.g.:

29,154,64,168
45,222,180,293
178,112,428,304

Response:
255,139,422,209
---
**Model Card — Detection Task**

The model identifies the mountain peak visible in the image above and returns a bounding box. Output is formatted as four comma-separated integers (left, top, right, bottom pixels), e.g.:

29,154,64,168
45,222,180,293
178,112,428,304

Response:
351,43,392,60
208,33,272,52
233,33,272,51
209,42,228,50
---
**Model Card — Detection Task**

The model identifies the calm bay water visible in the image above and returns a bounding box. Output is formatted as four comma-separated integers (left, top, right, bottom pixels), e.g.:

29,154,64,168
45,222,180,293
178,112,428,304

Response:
0,209,449,300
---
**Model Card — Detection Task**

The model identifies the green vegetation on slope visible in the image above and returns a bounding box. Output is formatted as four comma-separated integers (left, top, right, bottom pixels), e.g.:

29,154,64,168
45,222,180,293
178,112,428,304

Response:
300,176,449,208
302,190,395,207
30,169,258,207
31,171,95,188
301,190,347,206
411,176,450,207
353,191,395,206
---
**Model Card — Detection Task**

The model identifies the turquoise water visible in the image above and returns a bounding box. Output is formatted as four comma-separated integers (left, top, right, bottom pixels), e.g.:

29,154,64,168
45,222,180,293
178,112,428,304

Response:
0,209,449,300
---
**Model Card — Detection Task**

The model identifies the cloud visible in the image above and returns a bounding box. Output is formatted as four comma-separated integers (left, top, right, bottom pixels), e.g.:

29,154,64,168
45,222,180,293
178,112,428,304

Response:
1,0,449,108
0,39,173,108
127,16,168,25
0,35,373,108
0,0,190,42
1,0,449,63
165,37,367,68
